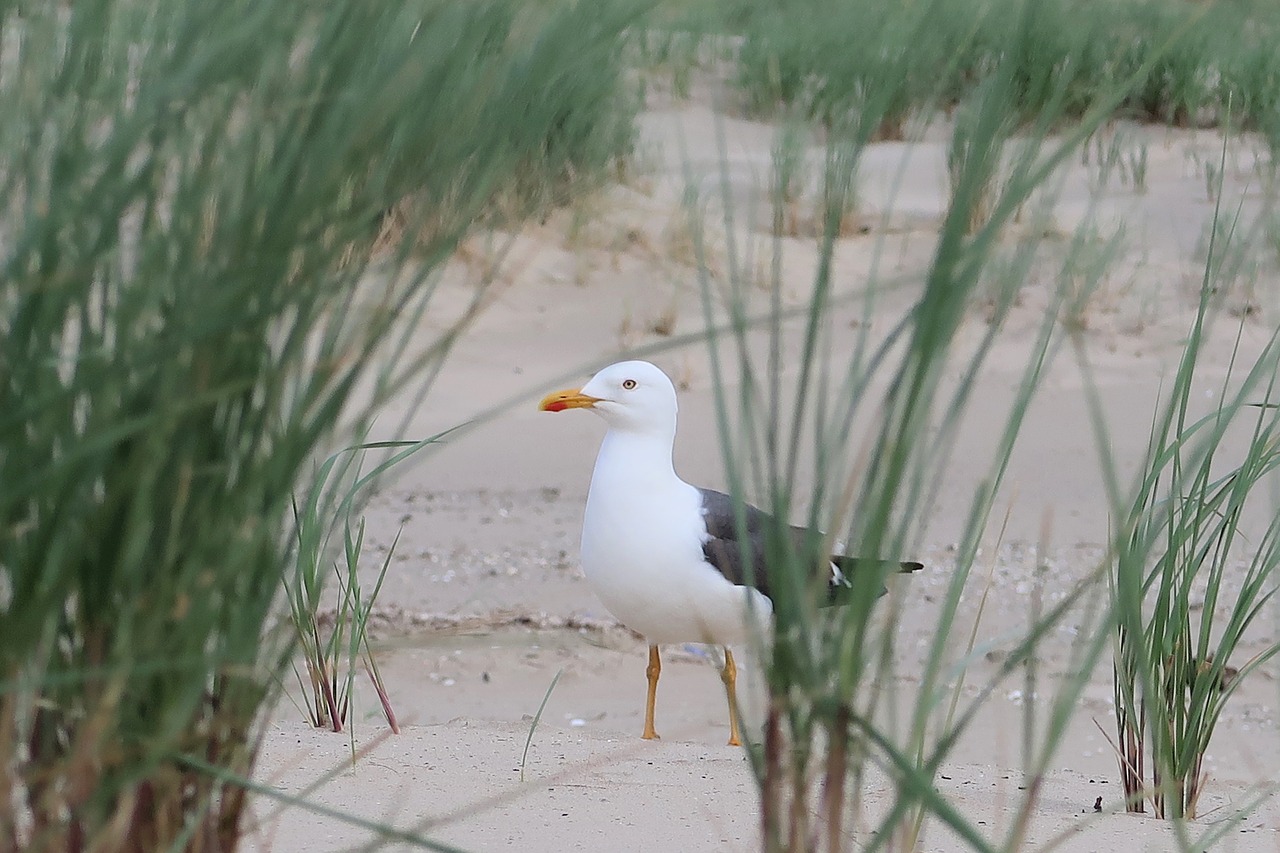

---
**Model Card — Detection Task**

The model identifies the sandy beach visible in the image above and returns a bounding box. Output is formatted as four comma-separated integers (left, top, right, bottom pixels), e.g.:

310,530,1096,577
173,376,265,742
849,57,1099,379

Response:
242,83,1280,852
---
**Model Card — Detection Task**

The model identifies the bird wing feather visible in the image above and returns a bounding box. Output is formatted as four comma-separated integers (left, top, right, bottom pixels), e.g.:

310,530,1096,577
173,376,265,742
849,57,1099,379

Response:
696,488,922,605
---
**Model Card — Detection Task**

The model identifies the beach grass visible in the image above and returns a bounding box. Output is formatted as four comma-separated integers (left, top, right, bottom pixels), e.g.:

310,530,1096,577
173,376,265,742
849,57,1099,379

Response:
0,0,641,848
284,435,450,743
1090,250,1280,822
5,0,1280,848
677,1,1280,850
697,75,1087,853
732,0,1280,137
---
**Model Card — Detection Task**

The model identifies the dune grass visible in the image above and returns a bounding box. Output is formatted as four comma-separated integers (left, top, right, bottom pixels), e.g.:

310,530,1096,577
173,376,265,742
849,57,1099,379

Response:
732,0,1280,144
0,0,642,848
245,0,1280,846
695,65,1100,853
285,435,452,742
5,0,1276,847
1091,277,1280,821
666,1,1280,850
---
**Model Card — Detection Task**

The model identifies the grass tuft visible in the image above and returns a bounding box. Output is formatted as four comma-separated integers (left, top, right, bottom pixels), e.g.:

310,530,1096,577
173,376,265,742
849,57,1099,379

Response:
0,0,644,847
284,436,446,743
1103,286,1280,820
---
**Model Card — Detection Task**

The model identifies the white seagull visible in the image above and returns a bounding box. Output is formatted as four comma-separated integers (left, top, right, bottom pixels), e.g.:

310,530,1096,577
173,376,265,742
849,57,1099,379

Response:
540,360,921,745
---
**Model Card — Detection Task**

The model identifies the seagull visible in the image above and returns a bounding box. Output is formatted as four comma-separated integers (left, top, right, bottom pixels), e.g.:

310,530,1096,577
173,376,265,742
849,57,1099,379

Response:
539,360,921,746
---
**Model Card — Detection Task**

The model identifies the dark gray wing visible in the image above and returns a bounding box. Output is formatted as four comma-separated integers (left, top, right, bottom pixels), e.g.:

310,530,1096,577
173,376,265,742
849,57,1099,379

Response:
697,488,778,597
697,488,923,605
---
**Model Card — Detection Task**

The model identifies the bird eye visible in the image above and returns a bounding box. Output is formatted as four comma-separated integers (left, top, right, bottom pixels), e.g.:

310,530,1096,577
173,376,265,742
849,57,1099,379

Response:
622,379,637,390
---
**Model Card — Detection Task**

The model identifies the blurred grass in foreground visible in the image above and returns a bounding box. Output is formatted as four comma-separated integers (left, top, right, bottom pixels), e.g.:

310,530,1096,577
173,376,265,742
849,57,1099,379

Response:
674,1,1280,850
0,0,641,848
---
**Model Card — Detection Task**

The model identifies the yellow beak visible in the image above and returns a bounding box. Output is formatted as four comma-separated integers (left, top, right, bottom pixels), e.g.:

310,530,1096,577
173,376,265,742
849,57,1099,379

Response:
539,388,601,412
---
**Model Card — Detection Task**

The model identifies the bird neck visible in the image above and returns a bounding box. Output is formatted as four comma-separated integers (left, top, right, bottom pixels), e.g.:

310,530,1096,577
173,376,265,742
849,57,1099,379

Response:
594,427,678,487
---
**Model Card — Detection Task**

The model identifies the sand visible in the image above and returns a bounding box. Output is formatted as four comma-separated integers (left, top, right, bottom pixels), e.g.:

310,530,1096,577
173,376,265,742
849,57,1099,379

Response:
242,81,1280,851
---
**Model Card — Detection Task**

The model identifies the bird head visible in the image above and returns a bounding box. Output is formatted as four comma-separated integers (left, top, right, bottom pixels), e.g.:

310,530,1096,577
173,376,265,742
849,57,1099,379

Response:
539,360,678,436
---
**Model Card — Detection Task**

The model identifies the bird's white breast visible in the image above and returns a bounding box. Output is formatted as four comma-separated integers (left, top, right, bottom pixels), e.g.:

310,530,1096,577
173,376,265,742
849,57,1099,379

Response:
579,432,771,645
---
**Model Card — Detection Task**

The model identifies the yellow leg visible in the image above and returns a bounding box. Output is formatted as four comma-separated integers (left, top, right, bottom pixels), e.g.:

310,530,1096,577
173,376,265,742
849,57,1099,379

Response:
722,647,743,747
642,644,661,740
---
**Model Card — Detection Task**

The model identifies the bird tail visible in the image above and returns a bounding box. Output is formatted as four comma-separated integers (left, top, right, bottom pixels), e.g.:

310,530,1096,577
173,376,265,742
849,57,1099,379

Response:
826,557,923,606
831,557,923,575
